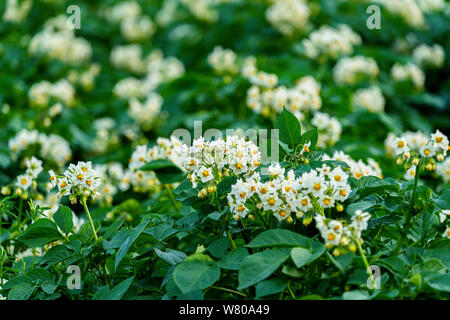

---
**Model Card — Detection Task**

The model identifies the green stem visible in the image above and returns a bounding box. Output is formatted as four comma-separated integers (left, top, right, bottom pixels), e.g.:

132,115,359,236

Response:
287,282,296,299
81,196,98,241
354,236,376,290
164,184,180,213
214,189,221,212
227,230,237,250
210,286,247,297
393,162,420,255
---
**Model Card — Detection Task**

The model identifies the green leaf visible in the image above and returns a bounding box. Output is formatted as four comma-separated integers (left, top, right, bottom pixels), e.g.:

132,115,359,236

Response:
92,276,135,300
350,176,399,199
247,229,313,248
18,219,63,248
238,248,291,290
8,283,35,300
434,190,450,210
173,261,221,293
275,107,301,148
40,245,72,265
255,277,288,298
53,205,73,235
425,274,450,292
328,252,354,272
342,290,369,300
140,159,186,184
300,128,318,150
115,218,151,271
218,248,250,270
291,244,325,269
155,248,187,266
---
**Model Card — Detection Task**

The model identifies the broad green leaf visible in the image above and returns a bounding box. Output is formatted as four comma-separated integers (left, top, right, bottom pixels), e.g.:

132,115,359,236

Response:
155,248,187,266
218,248,250,270
255,277,288,298
115,218,151,271
53,205,73,235
238,248,291,289
291,245,325,269
18,219,63,248
425,274,450,292
300,128,318,150
140,159,185,184
173,261,220,293
92,276,135,300
275,107,301,148
247,229,313,248
8,283,34,300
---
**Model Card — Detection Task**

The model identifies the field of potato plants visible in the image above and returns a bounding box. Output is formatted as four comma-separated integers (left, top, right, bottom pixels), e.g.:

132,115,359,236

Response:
0,0,449,303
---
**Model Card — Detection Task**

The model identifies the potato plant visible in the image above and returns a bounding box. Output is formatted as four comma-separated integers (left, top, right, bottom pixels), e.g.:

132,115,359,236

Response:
0,0,449,301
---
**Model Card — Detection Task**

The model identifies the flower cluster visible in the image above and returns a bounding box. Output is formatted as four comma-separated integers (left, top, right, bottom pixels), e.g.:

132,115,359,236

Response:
440,210,450,239
375,0,426,28
180,0,219,23
29,15,92,65
129,92,163,130
241,57,278,88
112,49,184,99
207,46,239,75
15,157,43,192
352,85,385,113
246,76,322,119
48,161,101,200
125,136,184,192
90,118,120,154
174,135,261,191
302,24,361,61
2,0,32,23
106,1,156,42
333,56,379,85
315,210,371,256
67,63,102,92
311,112,342,148
227,163,352,223
391,62,425,90
247,76,322,119
436,158,450,183
9,129,72,166
265,0,310,36
412,44,445,68
28,79,76,108
93,163,128,205
388,130,449,179
324,151,383,179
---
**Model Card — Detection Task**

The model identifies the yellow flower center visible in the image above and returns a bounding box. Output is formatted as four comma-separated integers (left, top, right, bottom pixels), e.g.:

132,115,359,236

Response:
324,199,330,206
77,174,83,180
397,141,404,148
314,183,321,190
240,192,246,198
21,178,27,185
60,181,67,188
268,198,275,205
280,210,286,217
328,233,335,241
334,175,341,181
202,170,209,177
340,190,347,196
436,136,443,143
301,199,308,206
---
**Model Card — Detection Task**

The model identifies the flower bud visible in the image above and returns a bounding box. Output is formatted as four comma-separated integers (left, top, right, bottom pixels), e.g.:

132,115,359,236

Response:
296,211,304,219
348,243,357,253
336,204,344,212
233,214,240,221
1,186,10,196
412,158,419,166
396,158,403,165
332,248,340,257
286,216,293,224
248,214,255,221
437,154,444,162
